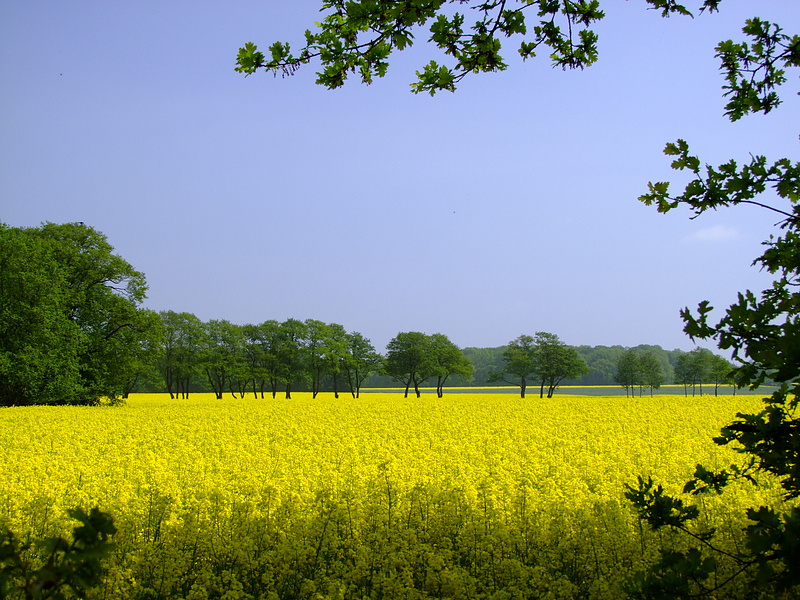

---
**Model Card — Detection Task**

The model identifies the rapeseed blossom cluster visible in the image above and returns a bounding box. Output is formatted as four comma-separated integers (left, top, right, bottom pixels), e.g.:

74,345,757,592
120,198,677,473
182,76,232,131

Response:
0,394,788,599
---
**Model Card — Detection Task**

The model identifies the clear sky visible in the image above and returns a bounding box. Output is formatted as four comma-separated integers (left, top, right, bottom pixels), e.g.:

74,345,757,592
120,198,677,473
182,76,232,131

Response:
2,1,798,353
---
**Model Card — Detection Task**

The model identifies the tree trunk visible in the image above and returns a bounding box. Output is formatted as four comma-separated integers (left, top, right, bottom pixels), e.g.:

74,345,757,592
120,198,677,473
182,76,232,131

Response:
437,375,446,398
206,368,225,400
165,368,175,399
123,374,139,399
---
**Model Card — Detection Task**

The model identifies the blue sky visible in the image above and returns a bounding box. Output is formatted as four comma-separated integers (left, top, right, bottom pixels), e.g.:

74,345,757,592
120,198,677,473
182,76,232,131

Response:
2,1,798,353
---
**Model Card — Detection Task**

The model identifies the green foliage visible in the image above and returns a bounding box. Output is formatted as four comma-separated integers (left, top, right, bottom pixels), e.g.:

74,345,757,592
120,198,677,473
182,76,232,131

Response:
489,334,537,397
343,331,382,397
673,347,718,395
271,318,309,399
236,0,614,94
716,18,800,122
0,508,116,600
628,10,800,598
158,310,204,399
490,332,587,397
614,349,641,396
624,476,700,531
0,222,158,406
234,1,743,94
639,351,665,394
428,332,474,397
201,319,246,400
384,331,473,397
531,331,588,398
155,315,382,399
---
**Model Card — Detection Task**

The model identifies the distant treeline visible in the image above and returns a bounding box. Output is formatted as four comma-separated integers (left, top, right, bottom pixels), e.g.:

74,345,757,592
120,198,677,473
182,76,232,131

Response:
131,325,703,396
365,344,681,388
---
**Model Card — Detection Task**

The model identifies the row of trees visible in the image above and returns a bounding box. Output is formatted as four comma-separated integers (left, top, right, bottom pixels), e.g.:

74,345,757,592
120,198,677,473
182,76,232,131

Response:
464,343,701,388
614,347,735,397
0,222,738,405
0,222,480,404
157,313,382,400
157,316,481,400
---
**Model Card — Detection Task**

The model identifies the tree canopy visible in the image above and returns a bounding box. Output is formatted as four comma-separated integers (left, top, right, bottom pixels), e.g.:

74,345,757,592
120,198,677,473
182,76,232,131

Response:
384,331,473,397
614,349,666,397
529,331,588,398
490,334,537,398
0,222,158,406
490,332,587,398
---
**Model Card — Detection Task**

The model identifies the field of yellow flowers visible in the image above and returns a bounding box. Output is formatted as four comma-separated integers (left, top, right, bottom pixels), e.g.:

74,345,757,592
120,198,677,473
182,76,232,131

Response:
0,393,789,599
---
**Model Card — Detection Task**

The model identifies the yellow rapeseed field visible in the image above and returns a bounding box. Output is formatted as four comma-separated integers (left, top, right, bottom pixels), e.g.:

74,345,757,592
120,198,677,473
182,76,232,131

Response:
0,393,790,600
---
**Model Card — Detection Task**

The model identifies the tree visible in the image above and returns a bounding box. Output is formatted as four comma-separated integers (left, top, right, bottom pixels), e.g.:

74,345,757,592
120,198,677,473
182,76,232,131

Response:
200,320,245,400
0,222,155,406
531,332,588,398
248,320,287,399
614,349,640,397
158,311,204,399
639,351,665,397
428,333,474,398
118,309,163,398
489,334,537,398
242,323,267,398
304,319,330,398
461,346,506,386
275,319,308,399
343,331,382,398
325,323,349,398
673,351,693,396
674,347,714,396
384,331,434,398
708,353,734,396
